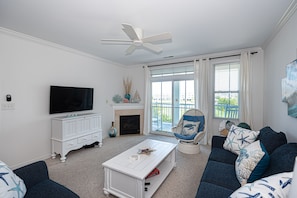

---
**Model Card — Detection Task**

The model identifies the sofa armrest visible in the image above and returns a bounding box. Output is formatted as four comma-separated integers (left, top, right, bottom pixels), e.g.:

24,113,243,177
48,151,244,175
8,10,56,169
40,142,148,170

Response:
14,161,49,190
212,136,226,149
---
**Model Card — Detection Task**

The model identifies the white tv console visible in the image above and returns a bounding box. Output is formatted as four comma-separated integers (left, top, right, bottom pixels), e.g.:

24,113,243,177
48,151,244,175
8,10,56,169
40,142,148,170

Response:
51,113,102,162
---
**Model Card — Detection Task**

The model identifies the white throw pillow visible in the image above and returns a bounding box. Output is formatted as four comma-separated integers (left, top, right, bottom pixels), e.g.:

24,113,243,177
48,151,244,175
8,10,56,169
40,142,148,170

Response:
0,161,27,198
182,120,200,135
223,125,260,155
229,172,292,198
235,140,270,186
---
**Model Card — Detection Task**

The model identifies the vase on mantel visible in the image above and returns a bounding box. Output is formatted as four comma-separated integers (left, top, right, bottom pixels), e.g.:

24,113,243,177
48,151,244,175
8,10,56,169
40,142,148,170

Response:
124,93,131,101
108,121,117,138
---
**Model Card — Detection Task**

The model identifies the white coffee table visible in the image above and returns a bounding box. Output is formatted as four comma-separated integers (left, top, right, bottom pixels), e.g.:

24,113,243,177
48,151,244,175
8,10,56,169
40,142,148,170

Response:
102,139,177,198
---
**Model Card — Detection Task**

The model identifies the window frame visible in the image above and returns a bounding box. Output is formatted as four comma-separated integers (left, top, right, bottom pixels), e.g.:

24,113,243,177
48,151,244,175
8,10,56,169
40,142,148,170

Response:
211,57,240,120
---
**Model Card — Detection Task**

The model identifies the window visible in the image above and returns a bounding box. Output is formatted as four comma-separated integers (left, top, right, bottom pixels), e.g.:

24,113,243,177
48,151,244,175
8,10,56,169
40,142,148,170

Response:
214,62,240,119
150,63,195,133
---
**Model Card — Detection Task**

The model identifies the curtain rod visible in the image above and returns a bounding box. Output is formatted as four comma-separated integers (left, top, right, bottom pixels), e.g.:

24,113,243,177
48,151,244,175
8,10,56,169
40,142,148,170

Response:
147,51,258,68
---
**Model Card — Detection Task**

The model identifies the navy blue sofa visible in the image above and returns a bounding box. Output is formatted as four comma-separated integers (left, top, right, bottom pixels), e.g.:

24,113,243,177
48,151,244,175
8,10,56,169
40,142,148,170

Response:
196,126,297,198
14,161,79,198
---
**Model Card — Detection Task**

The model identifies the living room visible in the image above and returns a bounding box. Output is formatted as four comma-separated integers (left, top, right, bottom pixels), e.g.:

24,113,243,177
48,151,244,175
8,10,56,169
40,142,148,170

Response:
1,1,297,197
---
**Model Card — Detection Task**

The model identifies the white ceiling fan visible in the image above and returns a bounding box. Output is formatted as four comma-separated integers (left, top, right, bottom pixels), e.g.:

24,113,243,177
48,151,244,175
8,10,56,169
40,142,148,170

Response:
101,23,172,55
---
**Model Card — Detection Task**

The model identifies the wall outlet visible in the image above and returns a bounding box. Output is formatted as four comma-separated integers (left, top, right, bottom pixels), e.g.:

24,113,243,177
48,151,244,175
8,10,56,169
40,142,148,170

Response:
1,102,15,110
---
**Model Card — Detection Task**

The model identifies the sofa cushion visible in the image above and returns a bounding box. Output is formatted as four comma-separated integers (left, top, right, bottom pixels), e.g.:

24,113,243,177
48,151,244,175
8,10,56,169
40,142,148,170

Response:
223,125,260,155
230,172,292,198
196,182,233,198
201,160,240,191
208,148,238,165
262,143,297,177
0,160,27,198
235,140,270,185
257,126,287,154
25,180,79,198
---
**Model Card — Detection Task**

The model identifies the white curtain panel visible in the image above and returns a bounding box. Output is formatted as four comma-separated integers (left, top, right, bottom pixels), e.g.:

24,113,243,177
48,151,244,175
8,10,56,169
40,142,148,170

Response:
143,66,151,135
195,58,211,145
240,51,253,127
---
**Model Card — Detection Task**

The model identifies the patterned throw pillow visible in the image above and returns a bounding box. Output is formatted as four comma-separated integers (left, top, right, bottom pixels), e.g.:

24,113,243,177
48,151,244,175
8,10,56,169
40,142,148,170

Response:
223,125,260,155
229,172,292,198
235,140,270,185
0,161,27,198
182,120,200,135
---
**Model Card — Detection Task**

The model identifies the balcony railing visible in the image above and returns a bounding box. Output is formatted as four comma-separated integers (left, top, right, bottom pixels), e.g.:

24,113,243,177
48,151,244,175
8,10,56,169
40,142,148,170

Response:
214,104,239,119
151,103,195,132
151,103,238,132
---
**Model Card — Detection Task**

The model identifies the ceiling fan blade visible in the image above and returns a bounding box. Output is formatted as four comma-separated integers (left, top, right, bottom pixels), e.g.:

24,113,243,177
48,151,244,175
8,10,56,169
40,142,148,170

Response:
122,23,140,40
125,45,137,55
142,43,162,53
142,32,172,43
101,39,132,45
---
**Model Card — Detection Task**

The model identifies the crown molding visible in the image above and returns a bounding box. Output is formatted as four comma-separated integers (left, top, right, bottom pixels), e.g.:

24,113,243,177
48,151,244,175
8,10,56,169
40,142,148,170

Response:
0,27,125,67
262,0,297,49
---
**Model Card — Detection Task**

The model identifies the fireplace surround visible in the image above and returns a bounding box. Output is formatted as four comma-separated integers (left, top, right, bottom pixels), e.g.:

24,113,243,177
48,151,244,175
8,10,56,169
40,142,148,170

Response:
113,104,144,136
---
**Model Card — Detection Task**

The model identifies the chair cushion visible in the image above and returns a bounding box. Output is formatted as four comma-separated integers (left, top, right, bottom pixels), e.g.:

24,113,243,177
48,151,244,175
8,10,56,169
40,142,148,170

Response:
223,125,260,155
183,115,205,132
182,120,200,135
174,132,198,140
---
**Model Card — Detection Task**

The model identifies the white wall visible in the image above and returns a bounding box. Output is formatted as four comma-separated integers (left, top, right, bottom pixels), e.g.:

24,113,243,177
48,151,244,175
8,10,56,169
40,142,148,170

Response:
264,10,297,142
0,29,144,168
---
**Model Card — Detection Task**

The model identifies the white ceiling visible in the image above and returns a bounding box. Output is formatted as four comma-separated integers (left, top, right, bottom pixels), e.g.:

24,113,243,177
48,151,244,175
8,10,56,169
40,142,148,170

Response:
0,0,295,66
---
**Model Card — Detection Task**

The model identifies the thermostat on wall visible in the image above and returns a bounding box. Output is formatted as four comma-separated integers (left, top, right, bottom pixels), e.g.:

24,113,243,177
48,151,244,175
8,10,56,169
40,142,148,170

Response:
6,94,11,102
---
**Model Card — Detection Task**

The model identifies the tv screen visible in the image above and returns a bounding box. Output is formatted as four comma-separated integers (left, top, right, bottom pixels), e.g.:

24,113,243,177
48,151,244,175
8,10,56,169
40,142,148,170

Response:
50,85,94,114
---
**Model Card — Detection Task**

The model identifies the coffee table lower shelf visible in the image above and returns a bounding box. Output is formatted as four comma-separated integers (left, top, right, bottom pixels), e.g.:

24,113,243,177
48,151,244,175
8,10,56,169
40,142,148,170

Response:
144,160,175,198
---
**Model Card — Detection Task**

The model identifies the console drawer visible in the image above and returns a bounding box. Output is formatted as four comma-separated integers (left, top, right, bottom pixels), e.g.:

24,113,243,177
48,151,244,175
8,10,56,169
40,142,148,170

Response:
64,139,77,149
78,134,92,144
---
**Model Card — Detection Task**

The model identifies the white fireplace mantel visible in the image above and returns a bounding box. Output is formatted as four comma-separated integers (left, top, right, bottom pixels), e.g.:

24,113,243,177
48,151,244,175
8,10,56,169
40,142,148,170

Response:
112,103,144,110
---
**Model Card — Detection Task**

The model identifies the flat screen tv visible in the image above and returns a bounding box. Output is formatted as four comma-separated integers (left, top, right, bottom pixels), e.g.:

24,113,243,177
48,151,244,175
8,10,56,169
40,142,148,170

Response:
50,85,94,114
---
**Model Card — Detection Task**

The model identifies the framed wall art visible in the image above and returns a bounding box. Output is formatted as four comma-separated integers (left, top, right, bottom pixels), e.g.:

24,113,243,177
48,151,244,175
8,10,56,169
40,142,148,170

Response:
282,59,297,117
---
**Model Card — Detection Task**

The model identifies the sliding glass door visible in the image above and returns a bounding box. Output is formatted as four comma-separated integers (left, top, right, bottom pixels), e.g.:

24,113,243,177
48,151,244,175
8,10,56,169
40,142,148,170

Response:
151,79,194,133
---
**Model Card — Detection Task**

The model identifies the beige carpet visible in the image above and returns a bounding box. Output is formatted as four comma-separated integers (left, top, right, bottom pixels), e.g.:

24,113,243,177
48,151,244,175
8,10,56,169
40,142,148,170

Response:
46,134,211,198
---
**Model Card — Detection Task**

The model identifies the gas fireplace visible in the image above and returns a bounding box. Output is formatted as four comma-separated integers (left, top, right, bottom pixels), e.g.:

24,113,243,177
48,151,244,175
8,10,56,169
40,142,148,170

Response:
120,115,140,135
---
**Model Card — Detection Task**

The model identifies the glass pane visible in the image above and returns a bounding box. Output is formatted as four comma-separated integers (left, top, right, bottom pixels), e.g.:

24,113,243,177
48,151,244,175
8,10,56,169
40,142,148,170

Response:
214,92,239,119
151,81,172,132
230,63,239,91
173,80,195,127
215,65,230,91
152,82,162,131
